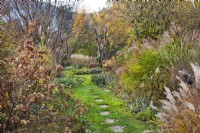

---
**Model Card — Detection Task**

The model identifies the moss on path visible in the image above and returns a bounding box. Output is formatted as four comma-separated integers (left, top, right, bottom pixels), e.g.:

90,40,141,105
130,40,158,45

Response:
68,75,150,133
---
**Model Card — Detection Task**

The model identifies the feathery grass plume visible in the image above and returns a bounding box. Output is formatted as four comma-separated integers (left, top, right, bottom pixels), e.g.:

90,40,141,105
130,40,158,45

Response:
164,86,176,104
67,54,96,68
157,63,200,133
190,62,200,85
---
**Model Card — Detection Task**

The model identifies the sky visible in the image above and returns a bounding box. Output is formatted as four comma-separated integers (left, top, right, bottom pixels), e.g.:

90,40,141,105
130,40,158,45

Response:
78,0,108,13
49,0,108,13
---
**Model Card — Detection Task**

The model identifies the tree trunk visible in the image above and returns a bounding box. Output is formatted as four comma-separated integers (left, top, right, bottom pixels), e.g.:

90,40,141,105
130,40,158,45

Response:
94,27,107,68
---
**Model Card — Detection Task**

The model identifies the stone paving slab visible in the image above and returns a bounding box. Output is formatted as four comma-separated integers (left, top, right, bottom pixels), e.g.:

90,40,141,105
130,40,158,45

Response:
110,126,125,133
99,104,109,108
105,118,115,124
100,111,110,115
95,98,104,102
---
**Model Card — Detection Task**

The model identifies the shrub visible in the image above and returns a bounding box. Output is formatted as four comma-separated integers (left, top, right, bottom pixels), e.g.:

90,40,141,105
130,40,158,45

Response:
75,67,91,75
127,97,158,123
130,97,149,114
0,39,56,131
118,39,200,103
65,66,76,71
136,107,157,123
157,63,200,133
0,39,87,132
55,75,86,88
91,73,106,86
90,67,103,74
66,67,103,75
47,89,87,133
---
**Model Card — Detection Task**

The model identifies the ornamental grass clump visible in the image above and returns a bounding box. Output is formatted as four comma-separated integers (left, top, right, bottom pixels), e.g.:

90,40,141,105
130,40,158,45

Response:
157,63,200,133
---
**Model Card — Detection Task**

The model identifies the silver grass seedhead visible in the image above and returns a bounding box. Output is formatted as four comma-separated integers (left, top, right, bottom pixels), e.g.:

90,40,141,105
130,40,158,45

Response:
155,67,160,73
150,100,159,111
172,91,182,102
179,87,187,98
190,63,200,85
164,86,176,105
140,83,144,88
158,63,200,132
182,102,195,112
156,112,167,122
176,76,191,96
160,100,178,112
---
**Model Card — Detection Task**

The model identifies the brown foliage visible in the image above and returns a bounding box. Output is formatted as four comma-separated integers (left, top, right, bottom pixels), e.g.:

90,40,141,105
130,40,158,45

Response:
0,39,55,131
67,54,96,68
0,39,86,132
89,62,99,68
157,63,200,133
103,59,115,72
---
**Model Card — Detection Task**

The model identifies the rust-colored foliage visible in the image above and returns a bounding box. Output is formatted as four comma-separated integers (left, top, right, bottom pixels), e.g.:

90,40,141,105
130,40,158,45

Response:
0,39,86,132
28,21,37,35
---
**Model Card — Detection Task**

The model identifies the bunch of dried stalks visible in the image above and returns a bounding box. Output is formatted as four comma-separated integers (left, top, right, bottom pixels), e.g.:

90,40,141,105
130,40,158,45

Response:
157,63,200,133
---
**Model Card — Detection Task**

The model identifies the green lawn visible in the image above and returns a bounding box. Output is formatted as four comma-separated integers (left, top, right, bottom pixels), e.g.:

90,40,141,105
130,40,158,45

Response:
67,75,152,133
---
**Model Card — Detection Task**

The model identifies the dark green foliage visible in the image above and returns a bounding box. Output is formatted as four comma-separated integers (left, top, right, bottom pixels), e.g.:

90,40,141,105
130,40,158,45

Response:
75,68,91,75
131,97,149,114
55,76,86,88
129,97,158,123
91,73,106,85
65,66,76,71
65,66,103,75
43,89,87,132
77,43,97,56
76,64,85,69
136,107,157,123
90,67,103,74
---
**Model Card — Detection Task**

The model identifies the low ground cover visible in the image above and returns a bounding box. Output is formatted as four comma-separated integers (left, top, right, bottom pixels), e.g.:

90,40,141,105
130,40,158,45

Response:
66,75,153,132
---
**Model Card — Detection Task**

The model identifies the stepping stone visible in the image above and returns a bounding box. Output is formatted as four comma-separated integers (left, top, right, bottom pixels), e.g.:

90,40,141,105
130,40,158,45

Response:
100,111,110,115
105,118,115,124
99,104,109,108
143,130,154,133
95,98,103,102
110,126,125,133
104,89,110,92
93,95,99,98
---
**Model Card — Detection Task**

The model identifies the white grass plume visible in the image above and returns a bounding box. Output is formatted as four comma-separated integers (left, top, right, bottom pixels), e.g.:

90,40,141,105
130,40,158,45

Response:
157,63,200,132
190,62,200,85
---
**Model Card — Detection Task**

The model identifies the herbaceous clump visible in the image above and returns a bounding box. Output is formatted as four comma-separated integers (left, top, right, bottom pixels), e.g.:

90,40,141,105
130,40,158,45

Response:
157,63,200,133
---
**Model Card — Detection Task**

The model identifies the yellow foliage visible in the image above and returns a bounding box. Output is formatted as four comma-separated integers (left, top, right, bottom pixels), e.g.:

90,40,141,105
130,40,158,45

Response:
73,12,89,37
5,92,9,99
20,119,28,126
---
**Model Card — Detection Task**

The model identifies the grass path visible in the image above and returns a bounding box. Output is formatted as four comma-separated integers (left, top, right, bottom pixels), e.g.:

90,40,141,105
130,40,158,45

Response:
69,75,150,133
